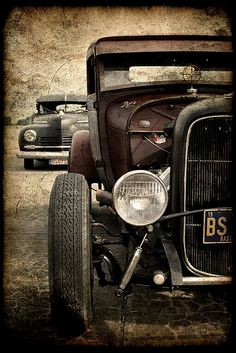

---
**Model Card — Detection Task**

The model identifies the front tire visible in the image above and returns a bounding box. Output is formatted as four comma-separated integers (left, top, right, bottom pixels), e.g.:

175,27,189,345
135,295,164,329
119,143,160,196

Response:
24,158,34,169
48,173,93,335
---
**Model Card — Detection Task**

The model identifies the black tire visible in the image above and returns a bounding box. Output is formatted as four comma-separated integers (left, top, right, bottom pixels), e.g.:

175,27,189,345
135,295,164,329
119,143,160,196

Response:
23,159,34,169
48,173,93,336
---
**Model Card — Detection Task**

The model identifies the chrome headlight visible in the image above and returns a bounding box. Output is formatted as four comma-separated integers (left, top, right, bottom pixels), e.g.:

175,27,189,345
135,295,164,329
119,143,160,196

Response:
23,129,37,142
113,170,168,226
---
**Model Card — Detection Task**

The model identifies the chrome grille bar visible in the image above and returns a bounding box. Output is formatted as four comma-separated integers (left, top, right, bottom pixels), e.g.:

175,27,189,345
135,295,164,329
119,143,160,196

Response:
39,136,72,146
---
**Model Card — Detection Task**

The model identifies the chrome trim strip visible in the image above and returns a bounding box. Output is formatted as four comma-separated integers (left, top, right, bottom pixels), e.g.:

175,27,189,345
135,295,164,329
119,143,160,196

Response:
24,145,70,150
188,159,231,163
182,276,232,286
16,151,69,159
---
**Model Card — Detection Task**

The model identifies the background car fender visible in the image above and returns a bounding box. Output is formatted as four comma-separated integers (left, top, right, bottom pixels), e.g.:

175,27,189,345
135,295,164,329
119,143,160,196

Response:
69,130,99,183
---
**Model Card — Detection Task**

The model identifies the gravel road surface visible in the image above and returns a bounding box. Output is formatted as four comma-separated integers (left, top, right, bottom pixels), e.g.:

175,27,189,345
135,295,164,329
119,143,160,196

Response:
2,126,234,353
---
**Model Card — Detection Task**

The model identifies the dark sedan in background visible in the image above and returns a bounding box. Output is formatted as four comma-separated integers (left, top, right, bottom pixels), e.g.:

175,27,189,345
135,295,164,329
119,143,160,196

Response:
17,94,88,169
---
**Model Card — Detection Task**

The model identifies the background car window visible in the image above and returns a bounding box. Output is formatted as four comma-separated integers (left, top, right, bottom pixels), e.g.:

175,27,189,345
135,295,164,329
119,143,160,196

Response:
56,104,87,112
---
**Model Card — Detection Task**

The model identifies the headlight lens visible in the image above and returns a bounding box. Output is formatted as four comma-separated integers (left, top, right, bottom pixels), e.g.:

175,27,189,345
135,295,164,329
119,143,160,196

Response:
113,170,168,226
23,129,37,142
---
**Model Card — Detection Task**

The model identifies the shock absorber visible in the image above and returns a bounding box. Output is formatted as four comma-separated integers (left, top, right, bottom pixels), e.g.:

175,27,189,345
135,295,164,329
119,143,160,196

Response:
115,231,149,297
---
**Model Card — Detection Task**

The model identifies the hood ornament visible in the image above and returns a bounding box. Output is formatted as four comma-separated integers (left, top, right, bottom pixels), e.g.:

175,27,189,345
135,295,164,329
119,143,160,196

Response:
183,65,201,95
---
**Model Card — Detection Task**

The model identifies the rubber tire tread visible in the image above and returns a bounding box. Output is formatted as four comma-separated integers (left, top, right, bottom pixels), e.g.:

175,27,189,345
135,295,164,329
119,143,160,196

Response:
48,173,93,336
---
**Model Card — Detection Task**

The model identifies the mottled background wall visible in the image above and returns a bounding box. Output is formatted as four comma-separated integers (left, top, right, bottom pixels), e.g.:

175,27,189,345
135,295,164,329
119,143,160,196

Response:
3,5,231,123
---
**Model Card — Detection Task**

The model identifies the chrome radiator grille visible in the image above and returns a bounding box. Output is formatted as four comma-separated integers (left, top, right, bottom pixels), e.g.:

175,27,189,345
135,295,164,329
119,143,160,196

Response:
184,115,232,276
39,136,72,146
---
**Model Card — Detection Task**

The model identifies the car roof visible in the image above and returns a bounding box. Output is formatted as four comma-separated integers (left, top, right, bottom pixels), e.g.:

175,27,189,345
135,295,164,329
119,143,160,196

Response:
87,34,232,58
36,94,87,104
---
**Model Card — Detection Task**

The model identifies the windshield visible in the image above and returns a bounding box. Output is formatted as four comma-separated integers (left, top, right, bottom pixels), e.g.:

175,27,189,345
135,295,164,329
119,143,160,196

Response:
38,103,87,114
99,52,233,91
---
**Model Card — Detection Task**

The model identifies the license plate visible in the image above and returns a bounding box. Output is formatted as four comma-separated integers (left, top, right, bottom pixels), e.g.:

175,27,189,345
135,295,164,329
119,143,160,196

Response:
49,159,68,165
203,208,233,244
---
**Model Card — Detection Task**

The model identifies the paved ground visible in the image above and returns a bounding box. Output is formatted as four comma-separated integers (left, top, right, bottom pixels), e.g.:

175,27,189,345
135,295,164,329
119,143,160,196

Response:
2,126,234,352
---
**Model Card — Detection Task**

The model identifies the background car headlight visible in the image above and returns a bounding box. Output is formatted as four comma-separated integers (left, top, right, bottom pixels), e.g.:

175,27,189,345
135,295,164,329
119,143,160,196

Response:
23,129,37,142
113,170,168,226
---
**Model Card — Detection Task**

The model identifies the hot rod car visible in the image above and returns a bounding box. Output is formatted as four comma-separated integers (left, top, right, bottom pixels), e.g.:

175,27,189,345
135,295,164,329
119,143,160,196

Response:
48,35,233,335
17,94,88,169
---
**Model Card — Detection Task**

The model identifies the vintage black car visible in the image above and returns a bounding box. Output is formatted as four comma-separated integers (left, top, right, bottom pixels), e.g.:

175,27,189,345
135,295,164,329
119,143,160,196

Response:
48,35,233,335
17,94,88,169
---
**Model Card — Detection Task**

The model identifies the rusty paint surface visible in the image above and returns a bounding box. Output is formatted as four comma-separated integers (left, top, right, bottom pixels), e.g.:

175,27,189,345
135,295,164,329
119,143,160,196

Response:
94,35,232,55
69,130,98,182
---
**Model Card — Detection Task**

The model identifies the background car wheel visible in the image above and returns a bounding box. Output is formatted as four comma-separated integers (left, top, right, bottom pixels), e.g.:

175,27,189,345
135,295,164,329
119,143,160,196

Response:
23,159,34,169
48,173,93,336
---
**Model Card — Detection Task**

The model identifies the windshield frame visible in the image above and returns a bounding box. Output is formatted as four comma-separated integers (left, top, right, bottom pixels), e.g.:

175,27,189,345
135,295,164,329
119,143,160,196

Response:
97,51,233,92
